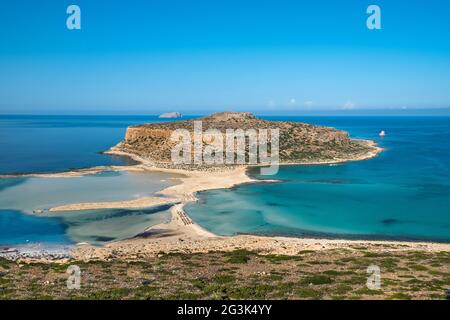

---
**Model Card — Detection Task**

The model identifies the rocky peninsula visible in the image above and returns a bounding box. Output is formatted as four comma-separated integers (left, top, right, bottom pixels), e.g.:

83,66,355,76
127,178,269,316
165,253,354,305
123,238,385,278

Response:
109,112,381,170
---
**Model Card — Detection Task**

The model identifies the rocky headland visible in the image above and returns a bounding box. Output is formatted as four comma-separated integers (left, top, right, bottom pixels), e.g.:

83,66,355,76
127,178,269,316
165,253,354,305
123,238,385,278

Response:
109,112,381,170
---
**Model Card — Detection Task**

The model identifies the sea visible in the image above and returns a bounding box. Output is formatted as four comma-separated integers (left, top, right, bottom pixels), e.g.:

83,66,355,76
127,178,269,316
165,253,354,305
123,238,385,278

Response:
1,115,450,245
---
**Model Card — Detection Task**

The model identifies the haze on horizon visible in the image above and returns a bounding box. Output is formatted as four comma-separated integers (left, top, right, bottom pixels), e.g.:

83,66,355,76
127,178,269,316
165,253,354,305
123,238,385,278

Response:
1,0,450,115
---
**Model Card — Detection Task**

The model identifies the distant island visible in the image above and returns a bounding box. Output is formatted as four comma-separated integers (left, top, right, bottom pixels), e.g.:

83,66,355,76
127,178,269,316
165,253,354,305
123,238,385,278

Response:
159,112,182,119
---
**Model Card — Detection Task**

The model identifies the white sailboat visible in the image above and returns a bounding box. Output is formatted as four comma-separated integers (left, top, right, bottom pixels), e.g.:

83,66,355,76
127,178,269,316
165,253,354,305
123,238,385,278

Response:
379,130,386,137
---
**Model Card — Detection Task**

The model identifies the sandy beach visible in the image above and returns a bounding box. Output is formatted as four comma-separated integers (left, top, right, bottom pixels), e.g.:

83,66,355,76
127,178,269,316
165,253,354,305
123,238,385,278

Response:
48,196,179,212
0,164,146,179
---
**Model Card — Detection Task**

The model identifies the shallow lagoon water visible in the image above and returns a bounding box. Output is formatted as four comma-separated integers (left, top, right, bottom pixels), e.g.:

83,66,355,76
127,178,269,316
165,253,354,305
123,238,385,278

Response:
46,205,172,245
0,171,177,214
0,171,179,245
186,116,450,243
0,210,70,245
2,115,450,245
0,115,189,246
0,207,172,246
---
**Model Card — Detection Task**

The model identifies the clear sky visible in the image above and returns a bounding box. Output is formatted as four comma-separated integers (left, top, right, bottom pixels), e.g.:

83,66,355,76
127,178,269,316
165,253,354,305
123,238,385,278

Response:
1,0,450,115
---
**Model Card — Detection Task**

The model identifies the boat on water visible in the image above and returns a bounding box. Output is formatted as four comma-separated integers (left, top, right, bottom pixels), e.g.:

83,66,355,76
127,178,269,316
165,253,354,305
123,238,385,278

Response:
379,130,386,137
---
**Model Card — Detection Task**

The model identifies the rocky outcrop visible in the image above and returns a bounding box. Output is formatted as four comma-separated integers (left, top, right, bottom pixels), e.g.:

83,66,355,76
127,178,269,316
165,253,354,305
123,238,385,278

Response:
113,112,379,169
125,127,172,141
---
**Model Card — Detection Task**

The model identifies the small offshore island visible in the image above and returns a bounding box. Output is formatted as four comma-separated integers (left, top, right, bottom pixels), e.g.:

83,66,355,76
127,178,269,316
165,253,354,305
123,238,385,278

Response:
1,112,450,300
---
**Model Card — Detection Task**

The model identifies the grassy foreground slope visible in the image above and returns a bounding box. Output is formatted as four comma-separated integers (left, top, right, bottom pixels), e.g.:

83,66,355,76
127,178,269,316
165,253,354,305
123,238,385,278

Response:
1,246,449,300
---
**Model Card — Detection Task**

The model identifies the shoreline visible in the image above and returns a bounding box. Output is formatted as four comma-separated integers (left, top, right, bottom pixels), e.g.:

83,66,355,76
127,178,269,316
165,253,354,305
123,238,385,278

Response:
72,144,449,261
6,138,449,262
0,164,146,179
48,197,180,212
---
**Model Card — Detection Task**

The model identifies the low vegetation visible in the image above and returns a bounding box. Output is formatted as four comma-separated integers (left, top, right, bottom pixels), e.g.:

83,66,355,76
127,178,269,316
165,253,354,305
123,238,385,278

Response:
0,247,449,300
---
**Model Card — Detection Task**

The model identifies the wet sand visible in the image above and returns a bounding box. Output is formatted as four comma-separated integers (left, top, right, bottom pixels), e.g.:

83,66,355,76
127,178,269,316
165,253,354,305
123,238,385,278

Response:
48,196,180,212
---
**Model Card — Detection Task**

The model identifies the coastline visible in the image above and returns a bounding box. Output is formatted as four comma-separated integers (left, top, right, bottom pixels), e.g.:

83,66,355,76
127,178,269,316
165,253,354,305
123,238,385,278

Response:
6,138,450,262
71,142,446,261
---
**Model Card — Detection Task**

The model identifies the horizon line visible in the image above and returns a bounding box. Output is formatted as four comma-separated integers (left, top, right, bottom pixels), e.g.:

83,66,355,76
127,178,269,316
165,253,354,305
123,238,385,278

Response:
2,108,450,117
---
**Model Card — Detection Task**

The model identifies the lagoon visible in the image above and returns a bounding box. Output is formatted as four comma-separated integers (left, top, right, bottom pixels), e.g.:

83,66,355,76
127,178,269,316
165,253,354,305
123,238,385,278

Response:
185,116,450,243
0,171,177,214
2,115,450,246
0,171,180,245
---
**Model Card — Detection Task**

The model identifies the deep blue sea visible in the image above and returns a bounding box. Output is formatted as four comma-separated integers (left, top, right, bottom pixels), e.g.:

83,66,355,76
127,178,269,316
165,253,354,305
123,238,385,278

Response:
0,115,195,174
1,115,450,245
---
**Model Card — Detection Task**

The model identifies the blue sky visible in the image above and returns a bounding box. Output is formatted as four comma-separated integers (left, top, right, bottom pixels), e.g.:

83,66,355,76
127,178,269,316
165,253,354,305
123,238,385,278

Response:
0,0,450,114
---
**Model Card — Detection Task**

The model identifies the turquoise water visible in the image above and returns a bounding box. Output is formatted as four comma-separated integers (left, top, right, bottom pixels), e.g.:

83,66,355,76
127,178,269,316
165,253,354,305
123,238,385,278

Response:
0,210,70,245
0,207,171,246
44,205,173,245
185,116,450,242
0,171,179,245
0,171,177,214
2,115,450,245
0,115,190,245
0,206,170,245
